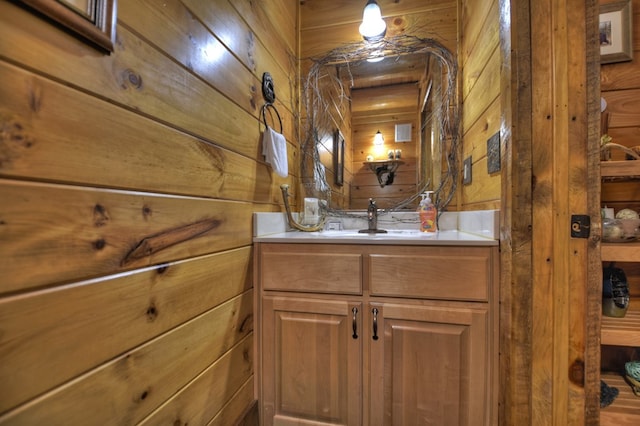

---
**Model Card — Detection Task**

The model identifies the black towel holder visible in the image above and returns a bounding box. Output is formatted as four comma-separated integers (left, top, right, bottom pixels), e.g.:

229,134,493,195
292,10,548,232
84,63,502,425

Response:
260,72,283,133
261,103,283,134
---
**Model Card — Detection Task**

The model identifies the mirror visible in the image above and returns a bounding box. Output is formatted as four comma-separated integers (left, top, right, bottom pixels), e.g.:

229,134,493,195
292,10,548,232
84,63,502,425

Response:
297,35,459,215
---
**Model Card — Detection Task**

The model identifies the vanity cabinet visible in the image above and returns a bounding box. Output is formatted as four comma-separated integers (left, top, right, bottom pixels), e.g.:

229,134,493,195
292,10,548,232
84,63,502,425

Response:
256,242,499,426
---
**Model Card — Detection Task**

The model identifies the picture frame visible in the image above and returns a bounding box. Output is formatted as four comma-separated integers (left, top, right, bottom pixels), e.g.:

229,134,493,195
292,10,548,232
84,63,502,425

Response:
334,129,345,186
599,0,634,64
19,0,117,52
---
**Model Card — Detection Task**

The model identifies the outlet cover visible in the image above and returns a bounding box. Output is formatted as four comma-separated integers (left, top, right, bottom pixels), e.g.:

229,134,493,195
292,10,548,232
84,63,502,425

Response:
487,132,501,174
463,156,472,185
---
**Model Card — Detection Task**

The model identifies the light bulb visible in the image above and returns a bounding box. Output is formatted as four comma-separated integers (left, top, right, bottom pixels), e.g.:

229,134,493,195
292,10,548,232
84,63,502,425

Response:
358,0,386,42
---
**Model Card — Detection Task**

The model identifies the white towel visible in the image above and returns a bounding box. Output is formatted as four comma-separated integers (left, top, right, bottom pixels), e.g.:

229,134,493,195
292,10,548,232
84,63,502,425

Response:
262,126,288,177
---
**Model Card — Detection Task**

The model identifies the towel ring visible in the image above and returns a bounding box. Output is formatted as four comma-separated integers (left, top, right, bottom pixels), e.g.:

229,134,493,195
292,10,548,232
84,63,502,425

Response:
261,103,283,134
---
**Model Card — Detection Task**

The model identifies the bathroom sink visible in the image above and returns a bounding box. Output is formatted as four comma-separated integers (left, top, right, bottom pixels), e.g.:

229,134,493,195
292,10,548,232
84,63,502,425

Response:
312,229,426,237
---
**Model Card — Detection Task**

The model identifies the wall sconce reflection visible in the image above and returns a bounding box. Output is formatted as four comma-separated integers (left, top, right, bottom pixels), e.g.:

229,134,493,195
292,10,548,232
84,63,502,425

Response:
373,130,384,145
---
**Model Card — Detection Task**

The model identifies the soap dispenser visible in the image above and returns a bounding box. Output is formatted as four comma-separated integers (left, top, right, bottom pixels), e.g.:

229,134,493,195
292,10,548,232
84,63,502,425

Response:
418,191,437,233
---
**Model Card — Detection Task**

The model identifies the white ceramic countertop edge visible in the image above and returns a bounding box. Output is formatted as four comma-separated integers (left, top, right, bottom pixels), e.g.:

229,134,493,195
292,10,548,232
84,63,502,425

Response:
253,229,498,246
253,210,499,246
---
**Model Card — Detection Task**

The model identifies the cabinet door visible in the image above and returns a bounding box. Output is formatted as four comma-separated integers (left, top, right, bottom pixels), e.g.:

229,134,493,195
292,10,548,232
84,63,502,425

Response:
369,301,491,426
261,296,362,426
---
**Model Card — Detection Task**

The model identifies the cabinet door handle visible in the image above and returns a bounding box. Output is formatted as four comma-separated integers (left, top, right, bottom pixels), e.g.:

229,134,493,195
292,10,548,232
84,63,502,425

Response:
372,307,379,340
352,307,358,339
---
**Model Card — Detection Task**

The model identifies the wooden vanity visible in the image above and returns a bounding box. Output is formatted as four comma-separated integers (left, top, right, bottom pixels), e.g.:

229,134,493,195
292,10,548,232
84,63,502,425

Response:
254,237,499,425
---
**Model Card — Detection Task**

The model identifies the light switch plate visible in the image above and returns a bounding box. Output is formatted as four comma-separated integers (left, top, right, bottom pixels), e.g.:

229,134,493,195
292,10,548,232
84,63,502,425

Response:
487,132,501,174
463,156,472,185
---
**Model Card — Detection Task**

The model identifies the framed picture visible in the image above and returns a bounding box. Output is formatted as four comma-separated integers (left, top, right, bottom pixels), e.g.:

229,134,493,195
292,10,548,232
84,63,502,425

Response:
599,0,634,64
19,0,117,52
334,130,345,186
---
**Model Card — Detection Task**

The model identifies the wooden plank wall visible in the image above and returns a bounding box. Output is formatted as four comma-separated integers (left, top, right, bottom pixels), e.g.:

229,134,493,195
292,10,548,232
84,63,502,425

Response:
500,0,601,424
460,0,502,211
350,84,420,210
599,0,640,373
300,0,458,210
0,0,297,423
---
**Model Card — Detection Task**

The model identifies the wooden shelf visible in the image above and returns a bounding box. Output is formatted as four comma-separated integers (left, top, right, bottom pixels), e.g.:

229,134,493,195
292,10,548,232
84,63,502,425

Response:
600,160,640,423
602,301,640,347
600,372,640,425
602,242,640,262
601,161,640,179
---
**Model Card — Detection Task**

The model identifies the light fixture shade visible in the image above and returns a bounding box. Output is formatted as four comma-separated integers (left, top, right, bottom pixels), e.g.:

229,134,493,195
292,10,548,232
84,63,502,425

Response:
373,130,384,145
358,0,386,41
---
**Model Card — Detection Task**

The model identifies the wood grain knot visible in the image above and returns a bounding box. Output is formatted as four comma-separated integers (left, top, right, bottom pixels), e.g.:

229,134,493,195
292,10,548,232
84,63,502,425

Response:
93,239,106,250
569,359,584,386
137,388,150,402
121,218,222,266
142,205,152,219
1,116,35,167
239,314,253,333
121,69,143,89
146,304,158,321
93,204,110,227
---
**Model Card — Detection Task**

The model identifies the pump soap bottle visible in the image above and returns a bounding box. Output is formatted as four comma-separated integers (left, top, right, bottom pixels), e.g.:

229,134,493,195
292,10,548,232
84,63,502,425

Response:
418,191,437,233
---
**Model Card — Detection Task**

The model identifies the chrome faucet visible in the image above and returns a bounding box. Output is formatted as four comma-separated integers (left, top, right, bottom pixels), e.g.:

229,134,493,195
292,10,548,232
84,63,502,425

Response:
367,198,378,230
359,198,387,234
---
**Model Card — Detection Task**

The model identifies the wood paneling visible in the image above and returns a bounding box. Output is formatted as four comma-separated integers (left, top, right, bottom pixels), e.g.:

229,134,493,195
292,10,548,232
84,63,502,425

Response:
0,248,252,412
0,0,298,422
0,292,253,424
460,0,502,211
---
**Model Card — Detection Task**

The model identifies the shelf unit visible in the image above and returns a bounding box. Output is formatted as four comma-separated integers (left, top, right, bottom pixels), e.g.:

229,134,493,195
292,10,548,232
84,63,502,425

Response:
600,161,640,424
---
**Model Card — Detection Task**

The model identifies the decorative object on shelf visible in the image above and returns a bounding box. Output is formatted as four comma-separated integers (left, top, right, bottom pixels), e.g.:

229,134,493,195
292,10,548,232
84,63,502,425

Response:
600,138,640,162
363,160,404,187
279,184,327,232
18,0,117,52
599,0,634,64
600,380,619,407
358,0,386,42
603,208,640,242
625,361,640,397
626,146,640,160
602,218,640,242
602,263,630,318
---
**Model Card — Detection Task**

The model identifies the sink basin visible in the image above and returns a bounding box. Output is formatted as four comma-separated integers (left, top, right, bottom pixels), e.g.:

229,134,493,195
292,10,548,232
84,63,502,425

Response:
312,229,426,237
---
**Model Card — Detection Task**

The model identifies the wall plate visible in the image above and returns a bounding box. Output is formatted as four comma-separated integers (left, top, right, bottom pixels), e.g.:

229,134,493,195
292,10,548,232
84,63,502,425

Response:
487,132,501,174
463,156,472,185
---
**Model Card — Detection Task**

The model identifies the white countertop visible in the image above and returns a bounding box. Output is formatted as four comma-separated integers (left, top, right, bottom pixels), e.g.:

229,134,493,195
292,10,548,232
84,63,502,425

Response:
253,211,499,246
253,229,497,246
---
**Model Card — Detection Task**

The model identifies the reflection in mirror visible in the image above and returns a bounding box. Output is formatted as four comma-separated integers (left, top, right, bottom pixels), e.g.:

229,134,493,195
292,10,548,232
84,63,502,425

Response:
298,35,459,215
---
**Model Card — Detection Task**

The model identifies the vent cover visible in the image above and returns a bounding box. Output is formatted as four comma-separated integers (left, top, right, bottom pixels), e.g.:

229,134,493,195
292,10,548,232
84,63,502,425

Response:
395,123,412,142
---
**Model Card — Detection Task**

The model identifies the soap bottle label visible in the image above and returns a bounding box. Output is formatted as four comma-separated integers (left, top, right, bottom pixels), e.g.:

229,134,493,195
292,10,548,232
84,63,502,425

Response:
420,206,437,232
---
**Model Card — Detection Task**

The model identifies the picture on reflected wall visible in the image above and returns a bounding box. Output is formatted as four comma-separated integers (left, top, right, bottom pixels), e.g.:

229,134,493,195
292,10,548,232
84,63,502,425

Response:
599,0,633,64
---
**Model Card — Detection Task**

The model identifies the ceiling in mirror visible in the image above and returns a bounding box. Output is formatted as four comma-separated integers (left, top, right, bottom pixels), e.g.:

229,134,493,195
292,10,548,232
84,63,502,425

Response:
346,52,429,90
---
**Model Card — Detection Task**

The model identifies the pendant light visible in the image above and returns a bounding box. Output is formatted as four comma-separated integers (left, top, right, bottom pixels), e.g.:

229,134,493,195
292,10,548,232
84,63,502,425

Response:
358,0,386,42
